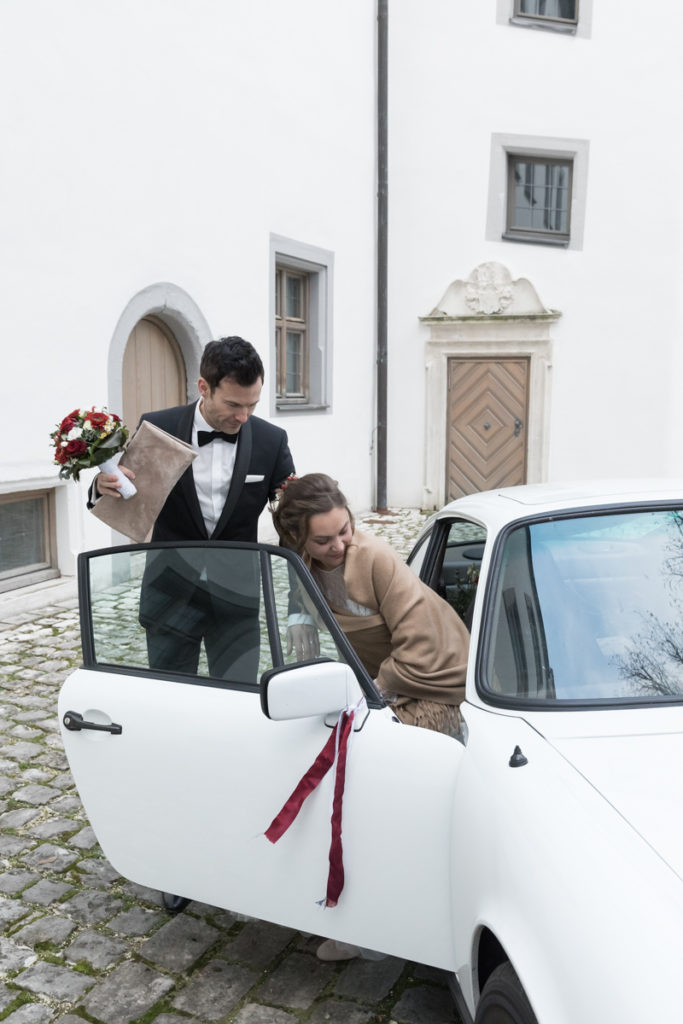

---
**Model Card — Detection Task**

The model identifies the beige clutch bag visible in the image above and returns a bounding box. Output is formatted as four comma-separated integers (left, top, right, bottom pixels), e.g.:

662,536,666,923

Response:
89,420,197,542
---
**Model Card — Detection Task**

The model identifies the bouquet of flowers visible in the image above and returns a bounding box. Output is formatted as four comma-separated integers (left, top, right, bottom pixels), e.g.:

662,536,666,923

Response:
50,407,137,497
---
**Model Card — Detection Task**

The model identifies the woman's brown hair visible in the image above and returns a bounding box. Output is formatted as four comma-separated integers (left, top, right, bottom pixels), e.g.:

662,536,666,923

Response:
271,473,354,553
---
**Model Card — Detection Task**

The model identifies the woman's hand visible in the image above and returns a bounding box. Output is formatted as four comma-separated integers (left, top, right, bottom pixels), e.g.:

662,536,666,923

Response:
286,624,320,661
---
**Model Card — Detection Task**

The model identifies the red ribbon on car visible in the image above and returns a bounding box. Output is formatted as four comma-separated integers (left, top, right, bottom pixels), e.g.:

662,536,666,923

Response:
265,702,362,907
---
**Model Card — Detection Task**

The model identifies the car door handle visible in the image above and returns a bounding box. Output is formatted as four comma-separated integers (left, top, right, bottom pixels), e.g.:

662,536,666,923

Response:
63,711,122,735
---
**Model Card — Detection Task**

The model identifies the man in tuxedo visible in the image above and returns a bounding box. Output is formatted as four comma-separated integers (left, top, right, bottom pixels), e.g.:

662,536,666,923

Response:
91,336,297,677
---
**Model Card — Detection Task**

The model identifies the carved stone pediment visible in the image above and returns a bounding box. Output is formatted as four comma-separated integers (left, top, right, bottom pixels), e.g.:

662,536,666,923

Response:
425,262,553,318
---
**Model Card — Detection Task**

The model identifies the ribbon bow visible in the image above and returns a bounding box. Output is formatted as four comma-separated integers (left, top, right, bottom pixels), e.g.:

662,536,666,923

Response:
265,700,364,907
197,429,238,446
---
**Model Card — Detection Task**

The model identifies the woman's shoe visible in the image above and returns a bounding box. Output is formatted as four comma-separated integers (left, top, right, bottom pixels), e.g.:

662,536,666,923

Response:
316,939,360,961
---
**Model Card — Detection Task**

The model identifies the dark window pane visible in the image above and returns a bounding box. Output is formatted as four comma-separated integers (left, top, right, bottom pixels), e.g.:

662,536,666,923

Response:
286,332,302,393
286,276,302,318
0,498,46,573
518,0,576,19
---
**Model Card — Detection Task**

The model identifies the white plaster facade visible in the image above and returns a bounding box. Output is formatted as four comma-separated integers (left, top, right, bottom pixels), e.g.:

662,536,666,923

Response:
2,1,683,588
387,0,683,504
0,0,377,584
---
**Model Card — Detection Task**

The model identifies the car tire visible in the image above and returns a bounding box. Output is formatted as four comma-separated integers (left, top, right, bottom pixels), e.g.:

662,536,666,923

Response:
161,892,191,913
474,962,538,1024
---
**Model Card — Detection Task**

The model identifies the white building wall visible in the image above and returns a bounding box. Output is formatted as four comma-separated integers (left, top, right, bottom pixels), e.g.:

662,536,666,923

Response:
0,0,377,575
4,1,683,590
388,0,683,505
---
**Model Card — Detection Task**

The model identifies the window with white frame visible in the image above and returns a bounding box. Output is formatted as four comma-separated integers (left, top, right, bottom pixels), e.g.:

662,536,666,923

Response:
0,489,59,592
271,236,333,411
498,0,591,36
506,154,572,245
275,267,309,400
486,134,590,251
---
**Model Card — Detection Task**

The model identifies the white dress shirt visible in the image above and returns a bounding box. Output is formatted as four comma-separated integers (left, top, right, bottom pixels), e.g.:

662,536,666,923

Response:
192,403,238,536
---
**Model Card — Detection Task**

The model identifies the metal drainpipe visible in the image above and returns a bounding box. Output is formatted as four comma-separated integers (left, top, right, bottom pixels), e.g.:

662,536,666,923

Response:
375,0,389,512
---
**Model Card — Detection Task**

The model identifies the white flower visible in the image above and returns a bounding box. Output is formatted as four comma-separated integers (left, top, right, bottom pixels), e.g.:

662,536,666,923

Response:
67,427,82,441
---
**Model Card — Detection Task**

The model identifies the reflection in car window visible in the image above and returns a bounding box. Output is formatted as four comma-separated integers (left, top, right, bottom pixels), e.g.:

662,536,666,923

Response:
85,546,348,686
484,509,683,703
269,553,348,664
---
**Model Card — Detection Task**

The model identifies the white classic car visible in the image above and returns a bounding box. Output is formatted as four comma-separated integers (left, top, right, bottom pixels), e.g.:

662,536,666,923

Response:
59,480,683,1024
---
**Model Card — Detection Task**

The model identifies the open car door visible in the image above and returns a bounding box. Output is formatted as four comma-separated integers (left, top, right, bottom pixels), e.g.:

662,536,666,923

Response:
59,541,465,968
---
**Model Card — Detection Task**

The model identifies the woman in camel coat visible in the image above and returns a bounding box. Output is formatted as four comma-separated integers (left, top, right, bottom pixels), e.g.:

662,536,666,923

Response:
272,473,469,735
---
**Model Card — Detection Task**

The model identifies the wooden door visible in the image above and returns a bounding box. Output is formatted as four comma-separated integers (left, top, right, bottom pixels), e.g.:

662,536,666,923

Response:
122,318,186,429
447,357,529,499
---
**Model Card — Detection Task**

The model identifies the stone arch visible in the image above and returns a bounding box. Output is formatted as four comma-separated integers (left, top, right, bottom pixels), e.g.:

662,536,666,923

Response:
107,282,213,416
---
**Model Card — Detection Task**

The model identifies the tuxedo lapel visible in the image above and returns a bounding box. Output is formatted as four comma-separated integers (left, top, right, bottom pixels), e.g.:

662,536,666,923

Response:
212,418,252,537
176,402,209,539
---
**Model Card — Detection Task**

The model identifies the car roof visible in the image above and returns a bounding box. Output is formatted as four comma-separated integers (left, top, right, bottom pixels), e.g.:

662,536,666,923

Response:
435,478,683,531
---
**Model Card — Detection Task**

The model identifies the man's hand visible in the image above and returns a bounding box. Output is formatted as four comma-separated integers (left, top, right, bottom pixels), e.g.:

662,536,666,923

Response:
287,624,320,661
94,465,135,499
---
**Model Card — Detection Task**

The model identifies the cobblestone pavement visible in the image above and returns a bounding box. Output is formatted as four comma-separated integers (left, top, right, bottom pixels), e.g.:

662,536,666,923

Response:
0,509,462,1024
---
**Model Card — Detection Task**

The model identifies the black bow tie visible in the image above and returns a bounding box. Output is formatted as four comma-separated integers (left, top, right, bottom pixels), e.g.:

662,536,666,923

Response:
197,430,239,447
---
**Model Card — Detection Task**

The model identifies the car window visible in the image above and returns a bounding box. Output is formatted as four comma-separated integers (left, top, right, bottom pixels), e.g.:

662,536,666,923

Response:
415,519,486,627
80,543,355,688
483,508,683,704
440,522,486,623
407,530,431,575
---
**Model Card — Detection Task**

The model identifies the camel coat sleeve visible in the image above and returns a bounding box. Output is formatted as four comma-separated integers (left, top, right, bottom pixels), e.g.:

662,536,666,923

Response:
340,531,469,705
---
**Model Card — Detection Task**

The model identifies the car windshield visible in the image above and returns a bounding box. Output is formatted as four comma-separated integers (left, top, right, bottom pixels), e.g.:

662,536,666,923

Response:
484,507,683,704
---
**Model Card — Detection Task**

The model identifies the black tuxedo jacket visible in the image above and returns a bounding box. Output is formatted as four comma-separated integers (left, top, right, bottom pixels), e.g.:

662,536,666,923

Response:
139,402,295,543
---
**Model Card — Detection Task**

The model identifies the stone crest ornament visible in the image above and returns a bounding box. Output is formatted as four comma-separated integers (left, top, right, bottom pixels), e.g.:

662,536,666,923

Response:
465,263,514,315
425,261,552,319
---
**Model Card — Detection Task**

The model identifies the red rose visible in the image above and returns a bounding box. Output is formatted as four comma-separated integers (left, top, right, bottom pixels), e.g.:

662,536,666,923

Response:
64,439,88,457
59,415,78,433
111,413,120,422
88,412,109,428
54,447,69,465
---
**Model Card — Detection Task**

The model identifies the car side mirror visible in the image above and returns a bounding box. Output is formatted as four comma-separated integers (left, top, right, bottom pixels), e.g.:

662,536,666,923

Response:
260,660,364,721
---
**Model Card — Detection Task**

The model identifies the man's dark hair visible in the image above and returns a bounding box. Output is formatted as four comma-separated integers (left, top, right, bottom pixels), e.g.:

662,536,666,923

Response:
200,337,265,390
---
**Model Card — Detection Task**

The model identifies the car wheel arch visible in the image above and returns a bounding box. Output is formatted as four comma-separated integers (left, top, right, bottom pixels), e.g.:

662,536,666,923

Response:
473,930,537,1024
474,961,538,1024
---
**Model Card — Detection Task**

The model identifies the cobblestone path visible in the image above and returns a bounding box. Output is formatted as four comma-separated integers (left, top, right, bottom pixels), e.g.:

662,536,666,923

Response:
0,510,461,1024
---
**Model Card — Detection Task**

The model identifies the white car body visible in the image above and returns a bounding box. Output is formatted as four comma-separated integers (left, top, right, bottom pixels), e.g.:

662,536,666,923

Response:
59,480,683,1023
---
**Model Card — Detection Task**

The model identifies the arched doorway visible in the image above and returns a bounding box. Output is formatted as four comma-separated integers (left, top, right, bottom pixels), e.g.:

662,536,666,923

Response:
106,282,213,427
122,317,187,428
